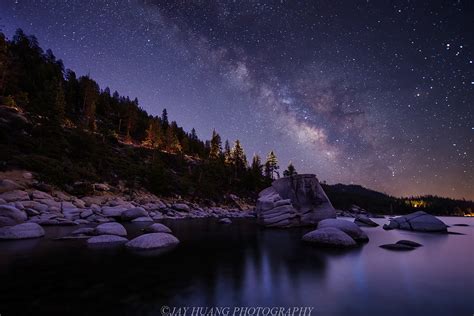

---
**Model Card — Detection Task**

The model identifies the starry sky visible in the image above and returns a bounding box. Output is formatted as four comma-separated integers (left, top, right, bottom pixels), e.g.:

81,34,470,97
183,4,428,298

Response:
1,0,473,199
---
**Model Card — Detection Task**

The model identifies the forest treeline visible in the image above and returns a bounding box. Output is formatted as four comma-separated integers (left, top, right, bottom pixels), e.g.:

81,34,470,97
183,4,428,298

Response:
0,29,288,200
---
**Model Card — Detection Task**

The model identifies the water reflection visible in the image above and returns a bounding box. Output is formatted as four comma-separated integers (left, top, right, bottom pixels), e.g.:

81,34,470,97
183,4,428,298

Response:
0,217,473,316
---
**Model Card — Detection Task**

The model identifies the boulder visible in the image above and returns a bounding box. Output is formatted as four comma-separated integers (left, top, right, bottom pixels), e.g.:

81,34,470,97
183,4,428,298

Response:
0,179,24,193
121,207,148,221
218,218,232,224
101,206,128,217
0,205,27,226
0,190,29,202
80,209,93,218
35,198,61,209
383,211,448,233
93,222,127,236
18,201,49,213
142,223,172,234
354,215,379,227
302,227,356,247
30,190,53,200
318,218,369,242
0,223,45,240
87,235,128,246
256,174,336,227
126,233,179,250
172,203,190,212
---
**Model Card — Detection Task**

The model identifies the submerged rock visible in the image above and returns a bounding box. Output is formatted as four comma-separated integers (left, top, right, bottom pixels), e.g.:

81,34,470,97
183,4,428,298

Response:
93,222,127,236
256,174,336,227
383,211,448,233
142,223,172,234
302,227,356,247
0,222,45,240
87,235,128,246
318,218,369,242
380,243,416,251
125,233,179,250
354,215,379,227
396,240,422,247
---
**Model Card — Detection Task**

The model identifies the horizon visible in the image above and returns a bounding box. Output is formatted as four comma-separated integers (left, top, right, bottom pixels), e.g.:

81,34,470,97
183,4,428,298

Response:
1,1,472,200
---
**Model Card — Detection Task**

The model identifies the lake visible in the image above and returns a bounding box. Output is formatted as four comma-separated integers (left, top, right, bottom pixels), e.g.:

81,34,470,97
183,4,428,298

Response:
0,217,473,316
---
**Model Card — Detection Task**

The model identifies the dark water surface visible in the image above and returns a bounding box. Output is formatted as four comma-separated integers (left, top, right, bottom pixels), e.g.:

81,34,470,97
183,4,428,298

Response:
0,217,473,316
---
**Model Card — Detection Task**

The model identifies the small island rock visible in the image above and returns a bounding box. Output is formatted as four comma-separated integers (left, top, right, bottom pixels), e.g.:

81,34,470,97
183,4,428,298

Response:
126,233,179,250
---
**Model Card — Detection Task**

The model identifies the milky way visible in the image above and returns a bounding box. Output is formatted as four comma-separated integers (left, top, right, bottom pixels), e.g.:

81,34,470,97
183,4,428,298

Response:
1,0,472,199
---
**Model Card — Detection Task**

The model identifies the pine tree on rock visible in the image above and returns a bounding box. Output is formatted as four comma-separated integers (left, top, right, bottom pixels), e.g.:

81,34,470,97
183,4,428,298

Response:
283,162,297,177
264,151,279,180
251,154,263,176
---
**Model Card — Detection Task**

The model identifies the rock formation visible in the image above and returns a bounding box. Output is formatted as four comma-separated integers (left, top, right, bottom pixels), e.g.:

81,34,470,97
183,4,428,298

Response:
256,174,336,227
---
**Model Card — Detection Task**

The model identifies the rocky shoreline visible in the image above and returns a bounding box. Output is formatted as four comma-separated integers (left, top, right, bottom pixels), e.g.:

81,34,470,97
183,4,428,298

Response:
0,172,254,249
0,172,460,253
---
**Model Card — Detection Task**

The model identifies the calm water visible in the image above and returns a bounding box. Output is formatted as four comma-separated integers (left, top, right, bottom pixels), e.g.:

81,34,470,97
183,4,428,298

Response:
0,217,473,316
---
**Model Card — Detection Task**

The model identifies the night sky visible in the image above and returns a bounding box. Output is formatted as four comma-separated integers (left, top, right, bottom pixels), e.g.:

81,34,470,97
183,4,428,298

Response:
1,1,472,199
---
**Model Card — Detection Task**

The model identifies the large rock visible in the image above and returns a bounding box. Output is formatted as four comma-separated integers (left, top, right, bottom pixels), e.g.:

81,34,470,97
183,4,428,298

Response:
302,227,356,247
383,211,448,233
0,205,27,226
121,207,148,221
256,174,336,227
93,222,127,236
0,222,45,240
0,190,29,202
126,233,179,250
318,218,369,242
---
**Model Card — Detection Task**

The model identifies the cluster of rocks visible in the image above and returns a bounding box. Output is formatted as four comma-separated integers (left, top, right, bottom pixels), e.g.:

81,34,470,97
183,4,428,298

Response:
62,222,180,251
256,174,336,227
302,219,369,248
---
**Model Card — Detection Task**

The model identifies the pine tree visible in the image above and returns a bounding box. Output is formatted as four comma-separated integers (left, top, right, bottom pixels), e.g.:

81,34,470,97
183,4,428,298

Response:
264,151,279,180
283,162,297,177
52,80,66,126
231,140,247,170
161,108,169,131
224,140,232,165
251,154,263,176
209,129,222,159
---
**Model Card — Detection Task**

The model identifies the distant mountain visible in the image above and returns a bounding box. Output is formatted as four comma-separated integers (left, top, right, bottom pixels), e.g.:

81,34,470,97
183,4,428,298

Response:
322,183,473,216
